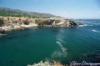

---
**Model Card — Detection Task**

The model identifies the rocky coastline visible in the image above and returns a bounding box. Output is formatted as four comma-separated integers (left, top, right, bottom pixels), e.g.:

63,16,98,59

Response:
27,60,100,66
0,16,78,35
27,61,65,66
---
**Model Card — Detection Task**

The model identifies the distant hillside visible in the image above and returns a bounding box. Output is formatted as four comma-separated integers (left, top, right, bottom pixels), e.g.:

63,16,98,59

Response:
0,7,55,18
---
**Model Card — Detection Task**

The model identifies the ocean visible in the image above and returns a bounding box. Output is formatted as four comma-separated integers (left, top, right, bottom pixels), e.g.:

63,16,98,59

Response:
0,19,100,66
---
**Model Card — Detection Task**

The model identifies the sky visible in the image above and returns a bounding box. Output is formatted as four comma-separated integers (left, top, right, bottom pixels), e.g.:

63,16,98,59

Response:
0,0,100,19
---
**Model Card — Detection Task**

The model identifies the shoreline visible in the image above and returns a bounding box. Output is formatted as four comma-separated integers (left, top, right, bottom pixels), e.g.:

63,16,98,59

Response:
27,60,100,66
0,16,78,35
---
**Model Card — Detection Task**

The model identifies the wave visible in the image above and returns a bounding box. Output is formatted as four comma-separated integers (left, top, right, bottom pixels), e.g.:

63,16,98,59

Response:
91,29,99,33
56,29,67,54
56,41,67,53
79,24,93,27
51,40,67,58
56,38,64,44
51,28,67,58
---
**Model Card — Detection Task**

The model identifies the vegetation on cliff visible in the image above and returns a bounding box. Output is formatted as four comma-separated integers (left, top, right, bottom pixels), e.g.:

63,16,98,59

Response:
0,7,79,35
0,7,55,18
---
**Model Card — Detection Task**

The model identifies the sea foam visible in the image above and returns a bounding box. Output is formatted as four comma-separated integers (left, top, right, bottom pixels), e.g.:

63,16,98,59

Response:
79,24,93,27
91,29,99,33
52,29,67,58
56,41,67,53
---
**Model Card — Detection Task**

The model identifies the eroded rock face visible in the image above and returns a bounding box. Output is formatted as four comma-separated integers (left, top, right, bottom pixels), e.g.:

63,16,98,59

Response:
0,16,78,34
35,19,54,26
0,18,4,26
35,19,78,28
0,16,78,28
52,19,78,28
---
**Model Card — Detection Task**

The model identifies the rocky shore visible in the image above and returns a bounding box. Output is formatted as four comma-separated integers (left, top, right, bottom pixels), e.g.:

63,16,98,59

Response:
27,60,100,66
0,16,78,34
27,61,65,66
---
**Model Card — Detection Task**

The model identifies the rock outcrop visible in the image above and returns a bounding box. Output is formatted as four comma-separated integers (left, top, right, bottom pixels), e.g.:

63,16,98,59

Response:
35,18,78,28
0,16,78,34
27,61,64,66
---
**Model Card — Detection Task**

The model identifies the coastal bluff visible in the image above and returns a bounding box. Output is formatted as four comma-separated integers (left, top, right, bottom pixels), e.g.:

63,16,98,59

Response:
0,16,78,34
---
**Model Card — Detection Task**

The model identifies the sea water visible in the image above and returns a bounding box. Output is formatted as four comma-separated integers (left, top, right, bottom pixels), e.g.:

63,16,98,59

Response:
0,19,100,66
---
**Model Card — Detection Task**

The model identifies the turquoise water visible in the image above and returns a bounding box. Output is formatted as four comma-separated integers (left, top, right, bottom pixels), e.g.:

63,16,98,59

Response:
0,19,100,66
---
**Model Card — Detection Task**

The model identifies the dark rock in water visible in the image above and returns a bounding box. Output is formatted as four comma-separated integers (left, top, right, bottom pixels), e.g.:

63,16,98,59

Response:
0,29,6,34
0,33,7,37
0,29,7,37
69,20,78,28
77,22,84,25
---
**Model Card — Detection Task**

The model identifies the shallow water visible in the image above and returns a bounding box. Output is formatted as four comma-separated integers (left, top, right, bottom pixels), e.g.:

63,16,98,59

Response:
0,19,100,66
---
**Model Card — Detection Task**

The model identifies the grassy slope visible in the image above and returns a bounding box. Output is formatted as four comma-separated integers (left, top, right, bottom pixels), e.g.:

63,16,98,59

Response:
0,7,55,18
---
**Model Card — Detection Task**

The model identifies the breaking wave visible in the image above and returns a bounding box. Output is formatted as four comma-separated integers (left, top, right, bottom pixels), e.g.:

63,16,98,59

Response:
91,29,99,33
79,24,93,27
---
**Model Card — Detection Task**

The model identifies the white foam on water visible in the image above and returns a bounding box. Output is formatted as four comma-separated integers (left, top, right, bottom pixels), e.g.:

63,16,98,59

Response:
56,41,67,53
51,51,63,58
79,24,93,27
51,28,68,58
56,38,64,44
56,29,67,53
91,29,99,33
79,24,88,27
51,40,67,58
